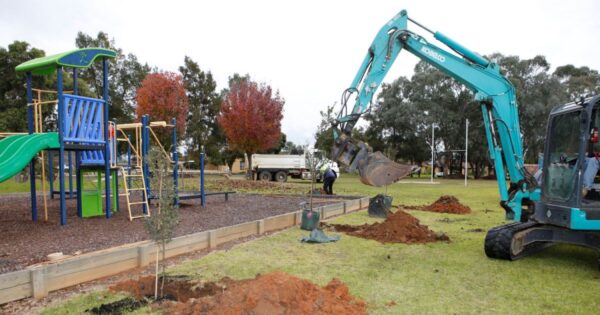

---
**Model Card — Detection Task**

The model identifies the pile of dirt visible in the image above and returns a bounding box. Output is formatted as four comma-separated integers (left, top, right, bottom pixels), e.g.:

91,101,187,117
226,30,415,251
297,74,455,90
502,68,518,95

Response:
323,209,449,244
423,195,471,214
110,272,367,315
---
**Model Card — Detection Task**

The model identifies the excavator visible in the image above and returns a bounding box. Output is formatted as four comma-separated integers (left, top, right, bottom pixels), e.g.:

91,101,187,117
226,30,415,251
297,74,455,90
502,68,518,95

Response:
331,9,600,261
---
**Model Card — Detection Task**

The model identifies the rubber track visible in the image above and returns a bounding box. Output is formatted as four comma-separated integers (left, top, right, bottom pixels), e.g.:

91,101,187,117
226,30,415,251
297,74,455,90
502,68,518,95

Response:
484,222,538,260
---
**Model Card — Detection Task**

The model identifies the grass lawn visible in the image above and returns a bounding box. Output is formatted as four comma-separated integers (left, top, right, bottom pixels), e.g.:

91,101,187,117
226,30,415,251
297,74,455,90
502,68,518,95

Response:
0,173,310,196
39,174,600,314
0,179,43,194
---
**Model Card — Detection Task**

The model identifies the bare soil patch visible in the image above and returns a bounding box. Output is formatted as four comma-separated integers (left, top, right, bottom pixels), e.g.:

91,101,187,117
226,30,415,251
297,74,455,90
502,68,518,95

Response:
108,272,367,315
323,209,449,244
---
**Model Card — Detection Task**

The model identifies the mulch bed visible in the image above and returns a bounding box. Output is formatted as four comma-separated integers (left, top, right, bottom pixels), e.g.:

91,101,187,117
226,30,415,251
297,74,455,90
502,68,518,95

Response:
0,193,342,274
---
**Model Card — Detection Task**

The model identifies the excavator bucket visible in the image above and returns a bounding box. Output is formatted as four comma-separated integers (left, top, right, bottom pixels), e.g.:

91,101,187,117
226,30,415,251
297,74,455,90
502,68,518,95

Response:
357,152,413,187
331,135,412,187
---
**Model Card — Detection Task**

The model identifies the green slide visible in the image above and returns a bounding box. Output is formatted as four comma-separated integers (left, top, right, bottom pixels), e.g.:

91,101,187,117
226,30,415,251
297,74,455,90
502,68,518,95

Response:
0,133,59,183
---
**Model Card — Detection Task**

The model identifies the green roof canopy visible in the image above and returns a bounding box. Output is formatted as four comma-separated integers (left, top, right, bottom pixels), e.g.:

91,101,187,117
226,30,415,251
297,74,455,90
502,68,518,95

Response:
15,48,117,75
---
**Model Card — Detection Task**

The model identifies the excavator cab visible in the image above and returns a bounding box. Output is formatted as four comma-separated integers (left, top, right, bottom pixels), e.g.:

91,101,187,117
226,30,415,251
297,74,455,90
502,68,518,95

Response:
484,96,600,261
538,96,600,228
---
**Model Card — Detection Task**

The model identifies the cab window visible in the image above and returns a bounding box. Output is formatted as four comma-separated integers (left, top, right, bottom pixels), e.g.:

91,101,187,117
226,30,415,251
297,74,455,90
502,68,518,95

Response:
544,110,581,201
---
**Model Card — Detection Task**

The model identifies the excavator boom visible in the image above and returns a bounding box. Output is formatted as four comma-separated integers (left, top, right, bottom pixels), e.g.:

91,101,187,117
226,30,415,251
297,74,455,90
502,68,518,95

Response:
332,10,538,221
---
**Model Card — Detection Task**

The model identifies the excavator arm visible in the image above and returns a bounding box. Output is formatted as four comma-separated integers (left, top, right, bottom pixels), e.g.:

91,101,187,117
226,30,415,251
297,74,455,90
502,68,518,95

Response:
331,10,539,221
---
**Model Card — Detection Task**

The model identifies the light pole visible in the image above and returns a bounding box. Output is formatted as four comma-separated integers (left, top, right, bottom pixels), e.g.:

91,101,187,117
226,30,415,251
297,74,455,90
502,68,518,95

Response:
465,119,469,187
431,123,435,183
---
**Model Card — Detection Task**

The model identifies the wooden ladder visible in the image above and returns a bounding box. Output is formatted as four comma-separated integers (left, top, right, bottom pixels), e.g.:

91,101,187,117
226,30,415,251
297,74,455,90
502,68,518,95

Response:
121,166,150,221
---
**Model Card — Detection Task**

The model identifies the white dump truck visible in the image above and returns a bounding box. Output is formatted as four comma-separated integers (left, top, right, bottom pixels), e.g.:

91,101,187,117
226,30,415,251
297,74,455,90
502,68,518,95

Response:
251,153,340,182
251,154,309,182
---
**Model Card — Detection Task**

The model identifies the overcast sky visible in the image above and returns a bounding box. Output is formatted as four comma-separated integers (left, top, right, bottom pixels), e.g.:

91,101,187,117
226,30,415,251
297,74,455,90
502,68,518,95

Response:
2,0,599,145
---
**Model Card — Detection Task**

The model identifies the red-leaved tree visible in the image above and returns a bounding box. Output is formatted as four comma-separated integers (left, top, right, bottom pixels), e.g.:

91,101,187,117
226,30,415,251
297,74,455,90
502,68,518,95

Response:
218,78,284,173
136,72,189,139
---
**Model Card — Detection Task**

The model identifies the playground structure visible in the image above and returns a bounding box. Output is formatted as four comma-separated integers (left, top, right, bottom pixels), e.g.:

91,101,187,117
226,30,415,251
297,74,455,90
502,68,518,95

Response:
114,115,177,220
114,116,234,216
0,48,228,225
5,48,118,225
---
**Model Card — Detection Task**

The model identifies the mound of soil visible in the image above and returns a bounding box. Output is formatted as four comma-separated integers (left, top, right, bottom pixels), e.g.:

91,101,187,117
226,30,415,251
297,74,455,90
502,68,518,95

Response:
110,272,367,315
423,196,471,214
324,209,449,244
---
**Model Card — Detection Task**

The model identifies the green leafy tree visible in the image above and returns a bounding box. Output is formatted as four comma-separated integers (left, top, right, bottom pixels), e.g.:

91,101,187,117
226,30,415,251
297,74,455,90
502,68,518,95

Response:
314,104,336,155
0,41,95,133
493,54,565,163
179,56,224,166
553,64,600,100
75,31,151,123
371,76,432,165
143,148,179,300
0,41,49,131
220,148,244,173
365,63,481,176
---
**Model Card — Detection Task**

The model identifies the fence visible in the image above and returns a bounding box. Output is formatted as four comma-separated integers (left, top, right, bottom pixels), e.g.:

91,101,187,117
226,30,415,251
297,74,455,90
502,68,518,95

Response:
0,196,369,304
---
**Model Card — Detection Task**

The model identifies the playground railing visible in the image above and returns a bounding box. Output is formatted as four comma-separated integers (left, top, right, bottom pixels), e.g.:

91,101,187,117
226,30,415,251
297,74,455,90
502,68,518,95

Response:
62,94,105,145
62,94,115,165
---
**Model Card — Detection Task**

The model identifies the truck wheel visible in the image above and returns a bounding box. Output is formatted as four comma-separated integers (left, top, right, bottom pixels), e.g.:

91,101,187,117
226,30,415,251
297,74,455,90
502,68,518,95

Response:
275,171,287,182
258,171,272,181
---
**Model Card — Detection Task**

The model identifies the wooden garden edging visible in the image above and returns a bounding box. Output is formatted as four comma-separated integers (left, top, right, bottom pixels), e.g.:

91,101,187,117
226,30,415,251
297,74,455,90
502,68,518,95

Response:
0,196,369,304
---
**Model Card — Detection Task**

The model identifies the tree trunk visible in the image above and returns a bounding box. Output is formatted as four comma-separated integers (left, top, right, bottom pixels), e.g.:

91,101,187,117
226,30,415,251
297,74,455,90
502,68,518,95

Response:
154,246,159,300
245,153,253,180
226,159,235,173
160,240,166,298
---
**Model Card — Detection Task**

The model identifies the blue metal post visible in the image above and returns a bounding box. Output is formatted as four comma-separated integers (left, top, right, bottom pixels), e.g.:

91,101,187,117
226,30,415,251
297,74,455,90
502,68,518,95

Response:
26,72,37,221
112,119,119,213
172,118,179,206
48,151,54,199
103,58,111,218
76,152,82,217
127,134,132,187
57,67,67,225
68,152,73,198
200,147,205,208
114,169,119,213
74,68,82,216
142,115,149,214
